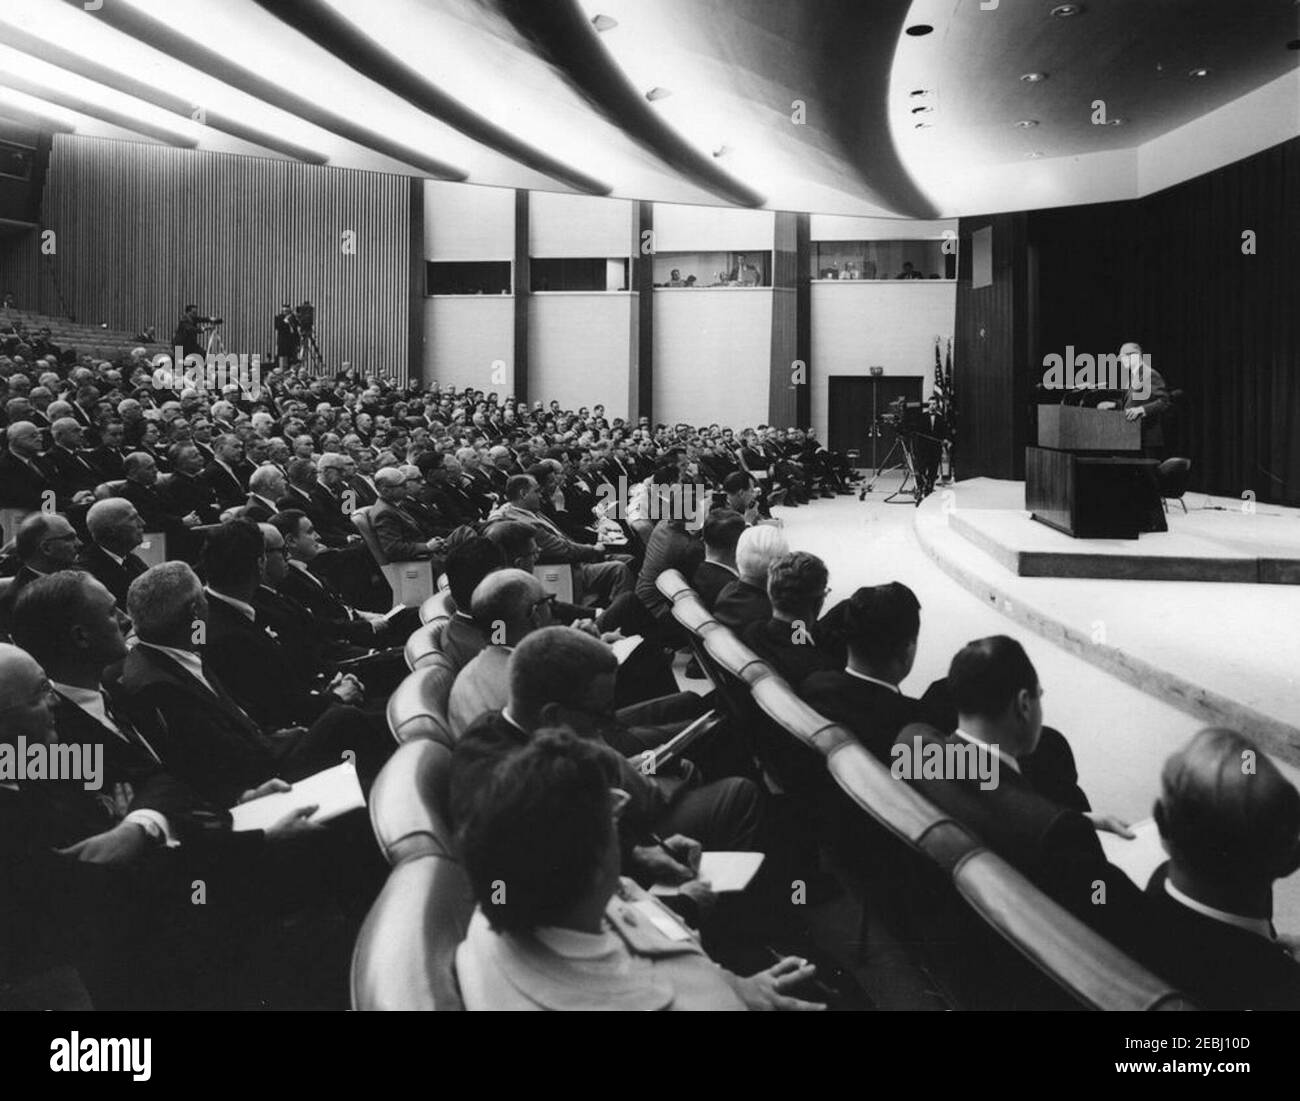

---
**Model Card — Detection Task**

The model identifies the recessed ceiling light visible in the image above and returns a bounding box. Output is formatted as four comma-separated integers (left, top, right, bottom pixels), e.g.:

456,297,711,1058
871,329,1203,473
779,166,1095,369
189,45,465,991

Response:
914,122,933,130
1106,117,1127,126
1188,67,1211,78
712,145,730,158
1014,119,1039,128
645,87,671,101
1020,72,1047,83
591,14,618,32
910,105,934,114
909,89,933,97
905,24,934,36
1050,3,1083,16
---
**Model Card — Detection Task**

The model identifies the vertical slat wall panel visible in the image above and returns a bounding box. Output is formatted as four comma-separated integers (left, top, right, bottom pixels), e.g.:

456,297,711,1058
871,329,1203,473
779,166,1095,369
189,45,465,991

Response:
41,135,410,381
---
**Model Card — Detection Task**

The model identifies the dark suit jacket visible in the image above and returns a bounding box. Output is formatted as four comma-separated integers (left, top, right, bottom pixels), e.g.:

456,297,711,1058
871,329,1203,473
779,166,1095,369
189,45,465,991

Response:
712,578,771,633
199,461,245,509
370,498,435,561
743,617,835,687
309,483,357,546
45,445,101,498
201,595,330,728
691,561,737,612
894,722,1148,950
109,645,280,807
88,445,126,481
800,671,925,761
161,470,220,523
279,562,368,640
1135,865,1300,1010
0,564,43,632
1121,367,1170,448
0,450,55,510
78,544,147,608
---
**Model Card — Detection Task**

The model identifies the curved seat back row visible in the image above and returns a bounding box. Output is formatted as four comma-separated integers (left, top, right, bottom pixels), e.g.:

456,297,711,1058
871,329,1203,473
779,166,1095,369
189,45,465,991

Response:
658,571,1195,1012
386,658,458,746
352,739,472,1010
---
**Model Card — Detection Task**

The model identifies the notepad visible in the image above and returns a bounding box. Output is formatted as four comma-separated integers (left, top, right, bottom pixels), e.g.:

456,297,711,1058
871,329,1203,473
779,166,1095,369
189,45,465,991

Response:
229,761,365,832
1099,817,1166,888
609,634,644,665
650,851,766,897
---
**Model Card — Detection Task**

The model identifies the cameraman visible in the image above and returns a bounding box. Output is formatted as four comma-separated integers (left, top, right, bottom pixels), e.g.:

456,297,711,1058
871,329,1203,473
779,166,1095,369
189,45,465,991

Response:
275,302,300,369
914,395,952,498
172,304,203,360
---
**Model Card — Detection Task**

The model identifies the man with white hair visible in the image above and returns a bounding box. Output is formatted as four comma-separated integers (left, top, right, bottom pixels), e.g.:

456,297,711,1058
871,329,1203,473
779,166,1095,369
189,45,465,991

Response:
244,463,287,522
311,452,359,545
80,498,147,607
713,524,790,632
0,420,58,510
46,417,100,503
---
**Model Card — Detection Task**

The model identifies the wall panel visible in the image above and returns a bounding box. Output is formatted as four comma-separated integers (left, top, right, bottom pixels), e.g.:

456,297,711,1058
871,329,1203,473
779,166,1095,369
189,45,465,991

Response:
42,135,410,379
529,293,634,419
421,296,514,394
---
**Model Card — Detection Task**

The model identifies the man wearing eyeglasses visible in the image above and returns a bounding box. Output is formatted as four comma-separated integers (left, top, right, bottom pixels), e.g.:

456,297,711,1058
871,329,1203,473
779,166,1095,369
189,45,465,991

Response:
0,512,81,636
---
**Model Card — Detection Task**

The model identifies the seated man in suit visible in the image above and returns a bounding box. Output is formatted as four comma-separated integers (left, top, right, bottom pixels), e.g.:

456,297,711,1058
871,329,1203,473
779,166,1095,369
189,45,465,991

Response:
198,520,385,735
111,561,389,809
242,463,287,523
713,524,788,633
799,582,928,762
0,511,81,634
1135,728,1300,1009
87,420,127,482
160,443,221,525
439,535,507,674
487,474,632,611
271,509,420,645
692,508,745,612
310,453,360,546
454,730,822,1012
78,498,148,608
894,636,1145,948
0,420,80,512
369,467,447,567
743,552,835,687
452,628,760,883
45,416,102,503
199,433,247,510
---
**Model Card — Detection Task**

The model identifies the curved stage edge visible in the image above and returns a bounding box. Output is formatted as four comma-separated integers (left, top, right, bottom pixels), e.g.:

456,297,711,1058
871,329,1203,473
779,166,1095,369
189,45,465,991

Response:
913,478,1300,768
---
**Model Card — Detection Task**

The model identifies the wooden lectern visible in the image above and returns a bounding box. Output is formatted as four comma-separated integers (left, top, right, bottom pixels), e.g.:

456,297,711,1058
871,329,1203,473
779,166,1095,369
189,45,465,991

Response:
1027,406,1165,539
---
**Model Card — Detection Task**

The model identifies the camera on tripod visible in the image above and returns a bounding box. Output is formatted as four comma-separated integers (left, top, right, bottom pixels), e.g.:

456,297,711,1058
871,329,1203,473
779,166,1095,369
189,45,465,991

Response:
879,396,922,432
294,300,315,334
197,315,223,327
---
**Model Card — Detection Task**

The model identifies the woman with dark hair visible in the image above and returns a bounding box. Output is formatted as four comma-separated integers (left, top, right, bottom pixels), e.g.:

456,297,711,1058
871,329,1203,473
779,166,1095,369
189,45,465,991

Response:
454,729,825,1012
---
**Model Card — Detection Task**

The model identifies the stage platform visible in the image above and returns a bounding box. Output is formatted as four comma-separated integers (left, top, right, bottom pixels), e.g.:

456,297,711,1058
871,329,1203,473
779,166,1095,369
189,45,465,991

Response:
915,479,1300,767
947,480,1300,584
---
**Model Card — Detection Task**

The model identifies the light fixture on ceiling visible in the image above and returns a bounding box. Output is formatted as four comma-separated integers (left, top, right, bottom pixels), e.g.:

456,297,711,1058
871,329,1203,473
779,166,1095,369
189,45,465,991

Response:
645,87,671,102
911,105,934,114
1106,117,1126,126
914,122,933,129
591,14,618,32
905,24,934,36
1020,72,1047,83
712,145,730,159
1014,119,1039,128
1050,4,1083,17
909,89,933,97
1188,67,1211,78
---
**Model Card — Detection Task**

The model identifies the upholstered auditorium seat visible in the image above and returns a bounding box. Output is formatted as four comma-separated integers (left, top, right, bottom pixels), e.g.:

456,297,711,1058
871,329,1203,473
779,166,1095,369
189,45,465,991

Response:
404,620,448,670
352,506,435,607
420,590,454,626
386,661,458,745
351,739,473,1011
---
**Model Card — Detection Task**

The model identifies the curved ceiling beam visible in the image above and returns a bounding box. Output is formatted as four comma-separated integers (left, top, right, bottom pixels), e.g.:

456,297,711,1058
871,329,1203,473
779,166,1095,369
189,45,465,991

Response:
57,0,467,181
491,0,765,208
0,70,196,147
249,0,609,196
0,100,75,134
0,21,328,165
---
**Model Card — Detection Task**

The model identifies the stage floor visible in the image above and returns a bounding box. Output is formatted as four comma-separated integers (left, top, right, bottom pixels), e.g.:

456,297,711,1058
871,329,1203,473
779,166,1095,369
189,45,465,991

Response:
948,480,1300,584
765,480,1300,949
915,478,1300,767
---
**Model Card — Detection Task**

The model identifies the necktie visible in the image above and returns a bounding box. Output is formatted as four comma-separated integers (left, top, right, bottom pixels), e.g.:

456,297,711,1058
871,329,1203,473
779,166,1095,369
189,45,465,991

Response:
101,692,163,764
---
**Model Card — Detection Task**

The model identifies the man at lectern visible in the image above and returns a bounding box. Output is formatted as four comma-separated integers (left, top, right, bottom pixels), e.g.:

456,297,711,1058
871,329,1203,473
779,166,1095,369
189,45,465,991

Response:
1096,342,1169,457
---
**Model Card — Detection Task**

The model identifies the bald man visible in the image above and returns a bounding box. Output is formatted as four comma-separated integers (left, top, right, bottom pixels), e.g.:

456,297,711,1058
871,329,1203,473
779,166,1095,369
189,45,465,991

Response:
79,498,147,607
1134,728,1300,1009
447,569,552,736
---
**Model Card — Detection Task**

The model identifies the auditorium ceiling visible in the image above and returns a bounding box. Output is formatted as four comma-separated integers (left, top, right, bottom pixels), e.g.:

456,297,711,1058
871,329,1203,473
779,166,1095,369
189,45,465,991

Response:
0,0,1295,218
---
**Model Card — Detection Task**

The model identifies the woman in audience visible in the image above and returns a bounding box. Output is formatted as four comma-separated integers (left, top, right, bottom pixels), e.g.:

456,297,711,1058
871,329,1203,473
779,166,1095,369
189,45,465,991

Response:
454,728,825,1011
